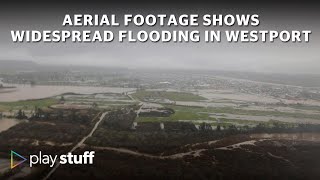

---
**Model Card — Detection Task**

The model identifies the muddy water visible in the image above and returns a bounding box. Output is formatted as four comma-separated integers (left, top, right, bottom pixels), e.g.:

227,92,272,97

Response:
251,133,320,142
0,118,20,132
0,84,135,102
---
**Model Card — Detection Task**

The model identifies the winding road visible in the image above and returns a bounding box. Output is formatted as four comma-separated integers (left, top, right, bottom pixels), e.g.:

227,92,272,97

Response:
82,145,207,159
43,111,108,180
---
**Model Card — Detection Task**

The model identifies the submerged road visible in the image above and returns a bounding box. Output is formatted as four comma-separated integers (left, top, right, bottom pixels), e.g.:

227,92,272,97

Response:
43,111,108,180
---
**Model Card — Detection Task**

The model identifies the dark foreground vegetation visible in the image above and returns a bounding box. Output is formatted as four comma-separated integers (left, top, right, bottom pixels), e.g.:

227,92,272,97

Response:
0,107,101,174
1,106,320,180
51,134,320,180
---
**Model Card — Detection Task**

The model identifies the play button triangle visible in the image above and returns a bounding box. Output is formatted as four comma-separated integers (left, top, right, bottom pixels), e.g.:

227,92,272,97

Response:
11,150,27,169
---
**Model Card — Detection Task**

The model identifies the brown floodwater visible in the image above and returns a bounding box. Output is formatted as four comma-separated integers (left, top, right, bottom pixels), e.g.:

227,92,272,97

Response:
0,118,20,132
0,84,135,102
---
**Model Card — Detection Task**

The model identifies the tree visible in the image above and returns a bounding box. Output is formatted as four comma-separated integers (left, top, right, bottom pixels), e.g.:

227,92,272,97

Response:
216,124,221,131
16,109,27,119
71,109,76,121
60,95,65,102
30,80,36,86
34,106,40,118
199,122,212,131
92,102,98,109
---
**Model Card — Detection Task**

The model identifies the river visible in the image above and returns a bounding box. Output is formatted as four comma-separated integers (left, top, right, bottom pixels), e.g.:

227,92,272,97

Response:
0,84,135,102
0,118,20,132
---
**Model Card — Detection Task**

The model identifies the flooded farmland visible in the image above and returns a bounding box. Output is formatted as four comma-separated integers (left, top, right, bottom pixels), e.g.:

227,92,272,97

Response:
209,113,320,124
250,132,320,142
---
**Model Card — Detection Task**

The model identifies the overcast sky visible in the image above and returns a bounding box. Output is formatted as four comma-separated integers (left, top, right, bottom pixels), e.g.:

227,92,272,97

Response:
0,2,319,74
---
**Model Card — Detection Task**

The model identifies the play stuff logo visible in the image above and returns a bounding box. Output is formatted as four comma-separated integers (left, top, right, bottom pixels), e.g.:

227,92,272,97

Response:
11,151,28,169
10,150,95,169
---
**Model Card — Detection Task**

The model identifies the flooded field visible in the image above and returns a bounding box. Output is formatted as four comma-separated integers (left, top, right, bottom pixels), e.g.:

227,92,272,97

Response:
59,93,137,109
198,89,280,104
251,132,320,142
242,105,320,115
175,101,237,108
0,84,135,102
209,113,320,124
1,85,320,128
198,89,320,106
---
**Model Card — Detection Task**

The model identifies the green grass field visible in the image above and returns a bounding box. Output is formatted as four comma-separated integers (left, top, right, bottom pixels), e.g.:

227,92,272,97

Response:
0,98,58,112
132,90,207,102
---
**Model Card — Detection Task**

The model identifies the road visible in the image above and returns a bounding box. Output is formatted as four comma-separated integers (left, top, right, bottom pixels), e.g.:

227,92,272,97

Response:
43,111,108,180
127,93,144,117
85,145,207,159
